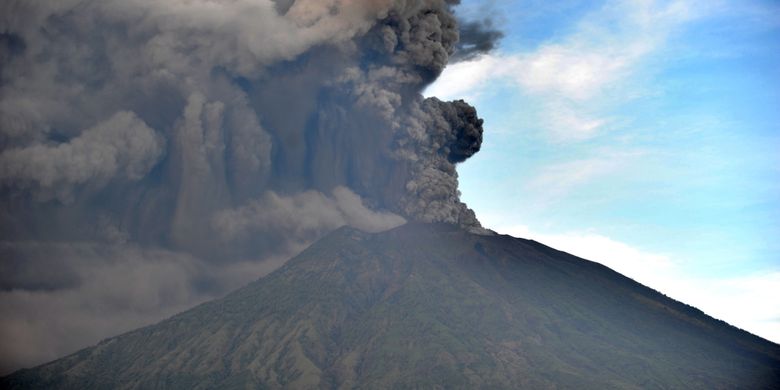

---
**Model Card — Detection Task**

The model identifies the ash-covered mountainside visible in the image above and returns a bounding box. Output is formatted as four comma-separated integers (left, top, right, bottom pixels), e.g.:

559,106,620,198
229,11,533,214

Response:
3,223,779,389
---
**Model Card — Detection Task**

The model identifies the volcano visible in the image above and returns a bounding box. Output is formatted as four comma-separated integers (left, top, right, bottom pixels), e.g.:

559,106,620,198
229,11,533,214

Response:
3,223,779,388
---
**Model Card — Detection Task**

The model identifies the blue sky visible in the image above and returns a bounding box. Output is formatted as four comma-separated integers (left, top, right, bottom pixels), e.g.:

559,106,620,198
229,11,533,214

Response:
427,0,780,342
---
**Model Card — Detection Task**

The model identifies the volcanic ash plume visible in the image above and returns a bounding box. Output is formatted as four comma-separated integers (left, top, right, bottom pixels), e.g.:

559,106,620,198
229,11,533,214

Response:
0,0,491,372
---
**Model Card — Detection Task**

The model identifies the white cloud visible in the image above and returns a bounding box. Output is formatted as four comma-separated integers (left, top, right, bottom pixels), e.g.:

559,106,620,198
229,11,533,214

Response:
506,44,639,101
541,103,610,141
426,0,700,142
424,54,501,101
522,150,645,208
526,158,615,198
484,220,780,344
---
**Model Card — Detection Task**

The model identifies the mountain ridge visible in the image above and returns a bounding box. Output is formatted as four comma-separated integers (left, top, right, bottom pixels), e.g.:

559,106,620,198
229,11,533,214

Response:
3,222,779,389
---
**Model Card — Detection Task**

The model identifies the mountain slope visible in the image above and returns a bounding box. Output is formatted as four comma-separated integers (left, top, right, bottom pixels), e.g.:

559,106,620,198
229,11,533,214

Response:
3,223,779,389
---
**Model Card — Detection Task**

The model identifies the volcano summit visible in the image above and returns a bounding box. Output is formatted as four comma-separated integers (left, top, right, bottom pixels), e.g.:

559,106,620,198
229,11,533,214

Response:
3,223,778,388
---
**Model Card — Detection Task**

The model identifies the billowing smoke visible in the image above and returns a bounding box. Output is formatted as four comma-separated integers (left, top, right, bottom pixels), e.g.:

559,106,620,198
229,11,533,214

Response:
0,0,492,373
450,18,504,62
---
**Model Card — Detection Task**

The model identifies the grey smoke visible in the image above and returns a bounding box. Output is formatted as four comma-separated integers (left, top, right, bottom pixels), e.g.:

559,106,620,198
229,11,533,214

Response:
0,0,495,374
451,18,504,62
0,111,164,203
